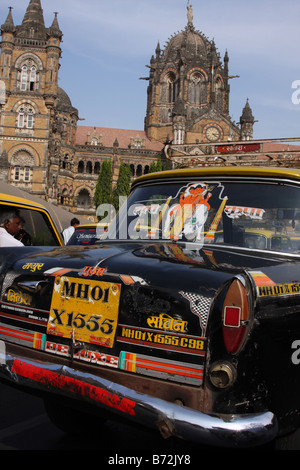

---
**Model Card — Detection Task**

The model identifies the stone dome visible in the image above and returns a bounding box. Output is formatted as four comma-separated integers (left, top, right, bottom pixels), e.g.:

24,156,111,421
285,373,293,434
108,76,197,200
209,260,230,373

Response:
56,87,78,115
162,25,211,63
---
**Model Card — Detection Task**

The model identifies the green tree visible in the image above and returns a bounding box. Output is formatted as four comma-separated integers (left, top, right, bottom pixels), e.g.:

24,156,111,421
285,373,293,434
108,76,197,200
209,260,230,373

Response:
112,163,131,211
94,160,112,218
149,156,162,173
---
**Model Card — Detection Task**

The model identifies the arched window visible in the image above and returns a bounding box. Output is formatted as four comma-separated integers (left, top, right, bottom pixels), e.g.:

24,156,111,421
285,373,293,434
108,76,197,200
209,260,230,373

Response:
29,66,37,91
189,71,206,106
14,166,20,181
161,71,179,106
166,72,178,104
18,59,39,92
18,108,25,128
10,150,35,185
86,161,93,174
94,162,100,174
17,104,34,129
62,156,68,169
77,189,91,208
78,161,84,173
173,124,185,145
27,109,34,128
20,66,28,91
60,188,68,205
24,167,30,182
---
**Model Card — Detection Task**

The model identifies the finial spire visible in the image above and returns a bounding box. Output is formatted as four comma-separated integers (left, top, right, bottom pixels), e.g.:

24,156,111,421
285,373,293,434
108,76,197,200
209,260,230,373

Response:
49,11,63,38
187,1,193,27
1,6,15,33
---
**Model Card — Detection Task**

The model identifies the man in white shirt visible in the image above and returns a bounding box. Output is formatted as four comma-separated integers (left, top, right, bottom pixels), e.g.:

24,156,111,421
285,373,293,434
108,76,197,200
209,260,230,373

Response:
62,217,80,244
0,209,24,247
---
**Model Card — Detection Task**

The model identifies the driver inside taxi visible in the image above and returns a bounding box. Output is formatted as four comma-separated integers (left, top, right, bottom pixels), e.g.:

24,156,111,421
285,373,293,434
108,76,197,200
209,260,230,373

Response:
0,209,24,247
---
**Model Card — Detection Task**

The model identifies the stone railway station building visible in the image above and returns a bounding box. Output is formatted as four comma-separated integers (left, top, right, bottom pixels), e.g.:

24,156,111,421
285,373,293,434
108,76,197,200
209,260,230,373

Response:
0,0,298,219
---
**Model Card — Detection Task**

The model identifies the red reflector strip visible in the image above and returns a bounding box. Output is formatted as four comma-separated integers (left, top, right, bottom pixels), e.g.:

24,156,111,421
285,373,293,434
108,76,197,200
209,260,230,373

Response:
223,306,241,328
11,359,136,416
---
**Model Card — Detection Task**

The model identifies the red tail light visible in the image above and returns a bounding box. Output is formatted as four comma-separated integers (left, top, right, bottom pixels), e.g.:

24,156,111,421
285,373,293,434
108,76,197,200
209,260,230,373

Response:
222,278,250,354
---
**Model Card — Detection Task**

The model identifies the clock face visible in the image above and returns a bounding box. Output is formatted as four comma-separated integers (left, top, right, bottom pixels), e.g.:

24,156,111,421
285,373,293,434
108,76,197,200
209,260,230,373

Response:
205,125,221,142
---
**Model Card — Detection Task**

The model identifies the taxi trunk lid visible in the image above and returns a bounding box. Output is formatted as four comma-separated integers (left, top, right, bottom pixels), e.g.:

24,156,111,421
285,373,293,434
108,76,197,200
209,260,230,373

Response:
0,242,259,386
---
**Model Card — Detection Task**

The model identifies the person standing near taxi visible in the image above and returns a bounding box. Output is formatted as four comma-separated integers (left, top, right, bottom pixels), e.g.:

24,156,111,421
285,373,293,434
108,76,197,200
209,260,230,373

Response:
0,209,24,247
62,217,80,244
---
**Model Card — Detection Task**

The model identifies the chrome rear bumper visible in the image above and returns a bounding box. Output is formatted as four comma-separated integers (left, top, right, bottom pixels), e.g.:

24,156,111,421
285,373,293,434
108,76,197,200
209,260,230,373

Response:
0,343,278,448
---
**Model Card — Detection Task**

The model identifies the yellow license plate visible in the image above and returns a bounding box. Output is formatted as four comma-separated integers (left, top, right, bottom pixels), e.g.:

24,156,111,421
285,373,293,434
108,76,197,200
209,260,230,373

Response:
47,276,121,348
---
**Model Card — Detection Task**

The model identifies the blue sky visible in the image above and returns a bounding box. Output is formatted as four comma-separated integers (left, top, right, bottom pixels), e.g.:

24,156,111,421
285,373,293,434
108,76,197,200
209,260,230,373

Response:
2,0,300,140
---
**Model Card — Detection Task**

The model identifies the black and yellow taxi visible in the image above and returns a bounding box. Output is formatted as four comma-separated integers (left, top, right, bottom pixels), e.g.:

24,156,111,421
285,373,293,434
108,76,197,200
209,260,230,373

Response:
0,167,300,449
0,192,63,246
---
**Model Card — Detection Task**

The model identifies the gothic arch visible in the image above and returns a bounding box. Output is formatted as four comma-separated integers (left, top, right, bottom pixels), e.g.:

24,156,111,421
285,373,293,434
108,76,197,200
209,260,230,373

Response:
14,53,43,71
161,69,179,104
9,146,38,166
214,74,224,88
188,69,208,108
14,53,43,93
161,68,179,81
187,68,209,82
75,187,92,209
14,102,36,129
78,160,84,173
10,149,35,167
94,161,100,174
12,98,39,114
136,164,143,177
60,153,73,170
86,161,93,174
9,148,36,185
58,184,73,206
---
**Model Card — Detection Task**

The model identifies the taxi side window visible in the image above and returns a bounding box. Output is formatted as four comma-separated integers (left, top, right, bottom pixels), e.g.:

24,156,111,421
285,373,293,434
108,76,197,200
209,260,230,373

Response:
0,204,59,246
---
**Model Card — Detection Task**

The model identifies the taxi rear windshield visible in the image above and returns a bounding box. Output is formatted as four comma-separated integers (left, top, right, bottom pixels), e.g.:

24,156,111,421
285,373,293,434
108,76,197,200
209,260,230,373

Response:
67,227,98,245
67,225,109,245
113,180,300,253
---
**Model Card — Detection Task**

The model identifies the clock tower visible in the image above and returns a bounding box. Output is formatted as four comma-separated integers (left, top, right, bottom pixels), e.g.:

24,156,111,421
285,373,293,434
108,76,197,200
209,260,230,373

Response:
144,2,254,145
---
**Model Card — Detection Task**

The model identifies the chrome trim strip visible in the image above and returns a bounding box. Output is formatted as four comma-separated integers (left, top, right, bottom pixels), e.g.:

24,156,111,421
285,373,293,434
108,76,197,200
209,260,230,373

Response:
0,349,278,448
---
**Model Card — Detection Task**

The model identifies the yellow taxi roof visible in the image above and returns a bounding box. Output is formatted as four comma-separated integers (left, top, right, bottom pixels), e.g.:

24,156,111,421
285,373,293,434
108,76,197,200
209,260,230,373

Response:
133,167,300,186
0,192,47,210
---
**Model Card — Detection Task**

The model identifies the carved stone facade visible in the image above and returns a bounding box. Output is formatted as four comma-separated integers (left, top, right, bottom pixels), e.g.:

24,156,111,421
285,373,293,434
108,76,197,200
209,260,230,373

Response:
0,1,166,219
0,0,260,220
144,2,254,146
0,1,66,198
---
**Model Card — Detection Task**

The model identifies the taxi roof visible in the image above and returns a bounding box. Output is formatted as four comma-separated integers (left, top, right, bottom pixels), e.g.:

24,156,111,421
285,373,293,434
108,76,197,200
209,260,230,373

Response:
133,167,300,186
0,192,48,210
